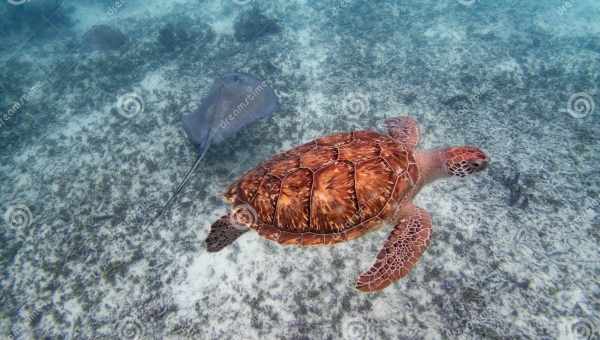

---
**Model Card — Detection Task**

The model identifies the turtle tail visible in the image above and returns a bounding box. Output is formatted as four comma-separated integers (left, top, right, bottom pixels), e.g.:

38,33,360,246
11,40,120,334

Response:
205,215,249,252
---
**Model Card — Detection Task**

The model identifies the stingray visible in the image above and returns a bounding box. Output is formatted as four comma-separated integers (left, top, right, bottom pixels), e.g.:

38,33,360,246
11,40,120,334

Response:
152,72,279,223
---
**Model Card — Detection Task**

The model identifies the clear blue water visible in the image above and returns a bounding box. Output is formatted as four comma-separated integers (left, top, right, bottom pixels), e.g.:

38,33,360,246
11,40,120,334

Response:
1,1,598,339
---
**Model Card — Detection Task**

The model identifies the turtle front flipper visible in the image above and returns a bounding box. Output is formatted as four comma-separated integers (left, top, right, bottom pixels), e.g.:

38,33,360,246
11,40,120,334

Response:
356,205,432,292
384,116,420,148
205,215,249,252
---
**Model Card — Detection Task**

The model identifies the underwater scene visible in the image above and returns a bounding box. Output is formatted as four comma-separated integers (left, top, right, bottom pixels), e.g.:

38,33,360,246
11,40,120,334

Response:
1,0,599,339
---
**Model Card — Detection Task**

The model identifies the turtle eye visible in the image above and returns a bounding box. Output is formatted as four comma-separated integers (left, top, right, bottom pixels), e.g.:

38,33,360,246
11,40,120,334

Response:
471,159,487,171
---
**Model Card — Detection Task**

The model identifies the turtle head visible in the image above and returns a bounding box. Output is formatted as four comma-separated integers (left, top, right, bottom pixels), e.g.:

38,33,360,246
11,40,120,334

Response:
443,146,488,177
416,146,488,185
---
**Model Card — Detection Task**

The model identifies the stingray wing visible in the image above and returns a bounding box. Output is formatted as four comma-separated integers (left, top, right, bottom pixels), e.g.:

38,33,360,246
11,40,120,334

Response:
209,72,279,144
182,82,222,152
182,72,278,150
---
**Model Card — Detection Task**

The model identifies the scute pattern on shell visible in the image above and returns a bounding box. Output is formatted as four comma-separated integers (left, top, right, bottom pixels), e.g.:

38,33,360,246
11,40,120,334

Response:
225,130,419,245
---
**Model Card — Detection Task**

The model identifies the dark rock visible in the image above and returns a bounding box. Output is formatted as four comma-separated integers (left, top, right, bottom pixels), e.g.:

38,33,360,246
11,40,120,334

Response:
443,94,473,113
234,8,281,42
157,21,215,51
403,92,417,105
158,23,191,50
82,25,128,52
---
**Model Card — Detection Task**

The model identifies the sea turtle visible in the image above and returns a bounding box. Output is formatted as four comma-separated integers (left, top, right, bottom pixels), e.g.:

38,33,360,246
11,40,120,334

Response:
205,116,488,292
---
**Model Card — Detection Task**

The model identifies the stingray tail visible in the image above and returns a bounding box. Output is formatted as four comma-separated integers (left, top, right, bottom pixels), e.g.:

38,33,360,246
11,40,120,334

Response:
149,145,210,225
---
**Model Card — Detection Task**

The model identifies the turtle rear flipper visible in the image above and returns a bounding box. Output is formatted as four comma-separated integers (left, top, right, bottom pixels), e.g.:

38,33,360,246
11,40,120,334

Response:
384,116,420,148
205,216,249,252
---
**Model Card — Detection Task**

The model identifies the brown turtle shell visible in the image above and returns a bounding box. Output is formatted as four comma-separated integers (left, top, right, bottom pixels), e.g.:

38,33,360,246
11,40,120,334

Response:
224,130,420,245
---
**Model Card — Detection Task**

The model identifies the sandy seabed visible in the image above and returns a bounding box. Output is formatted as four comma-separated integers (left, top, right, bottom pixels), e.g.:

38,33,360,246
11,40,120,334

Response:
0,0,599,339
